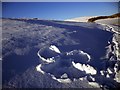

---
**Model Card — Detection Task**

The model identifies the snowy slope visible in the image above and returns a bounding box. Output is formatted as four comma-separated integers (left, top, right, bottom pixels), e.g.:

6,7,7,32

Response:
2,18,120,89
65,16,120,25
95,18,120,25
65,16,95,22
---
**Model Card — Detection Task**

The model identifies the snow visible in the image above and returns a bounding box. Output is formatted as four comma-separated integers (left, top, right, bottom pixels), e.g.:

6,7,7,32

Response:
114,63,118,72
65,16,120,27
65,16,96,22
95,18,120,25
54,78,71,83
36,64,45,74
88,82,100,88
100,70,104,76
66,50,91,62
90,76,95,81
107,68,113,74
51,74,71,83
49,45,61,54
36,45,95,83
37,45,61,63
72,61,97,75
101,24,120,35
115,71,120,83
36,63,73,84
79,50,91,61
79,77,84,81
37,49,55,63
61,73,68,79
3,18,119,88
106,74,110,78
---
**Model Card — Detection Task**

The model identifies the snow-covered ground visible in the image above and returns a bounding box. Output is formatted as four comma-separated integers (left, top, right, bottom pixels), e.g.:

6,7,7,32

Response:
65,16,120,60
95,18,120,25
2,18,120,89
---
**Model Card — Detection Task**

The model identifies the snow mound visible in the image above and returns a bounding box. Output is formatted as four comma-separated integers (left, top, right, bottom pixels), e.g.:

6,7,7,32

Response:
36,45,96,83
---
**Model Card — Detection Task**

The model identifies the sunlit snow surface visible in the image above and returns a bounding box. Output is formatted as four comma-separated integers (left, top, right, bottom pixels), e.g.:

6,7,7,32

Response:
72,62,97,75
2,18,120,88
49,45,61,54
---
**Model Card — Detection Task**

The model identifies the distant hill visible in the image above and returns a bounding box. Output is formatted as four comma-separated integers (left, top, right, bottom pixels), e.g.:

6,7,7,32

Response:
64,16,95,22
65,13,120,25
88,13,120,22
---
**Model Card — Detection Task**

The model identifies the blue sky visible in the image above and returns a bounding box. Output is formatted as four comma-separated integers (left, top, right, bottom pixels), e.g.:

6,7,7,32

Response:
2,2,118,20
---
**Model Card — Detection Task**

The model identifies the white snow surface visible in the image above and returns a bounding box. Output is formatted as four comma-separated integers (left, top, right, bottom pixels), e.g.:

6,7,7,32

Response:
72,61,97,75
95,18,120,25
49,45,61,54
51,74,72,83
65,16,120,26
37,45,61,63
36,64,45,74
88,82,100,88
65,16,95,22
37,49,55,63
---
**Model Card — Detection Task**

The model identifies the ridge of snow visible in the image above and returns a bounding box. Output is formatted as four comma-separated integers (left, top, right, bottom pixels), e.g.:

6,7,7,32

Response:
51,74,72,83
72,61,97,75
49,45,61,54
37,49,55,63
36,64,45,74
